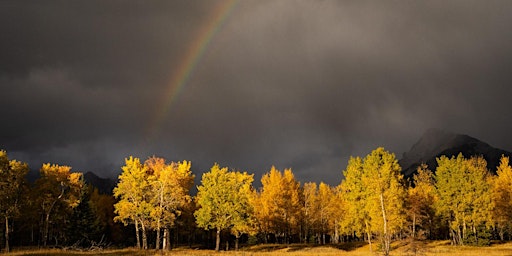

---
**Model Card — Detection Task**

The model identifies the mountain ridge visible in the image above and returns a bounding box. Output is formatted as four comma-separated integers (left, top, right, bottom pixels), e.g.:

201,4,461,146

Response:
399,128,511,178
83,171,117,194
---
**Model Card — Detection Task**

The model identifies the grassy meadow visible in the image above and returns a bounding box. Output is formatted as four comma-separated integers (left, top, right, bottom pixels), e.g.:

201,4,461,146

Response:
6,241,512,256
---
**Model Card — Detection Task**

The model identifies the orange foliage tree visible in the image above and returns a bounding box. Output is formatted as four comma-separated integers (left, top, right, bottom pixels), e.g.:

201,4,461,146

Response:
254,166,302,243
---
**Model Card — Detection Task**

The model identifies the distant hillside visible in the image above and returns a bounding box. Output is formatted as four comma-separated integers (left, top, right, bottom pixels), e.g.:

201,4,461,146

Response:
399,128,511,178
83,171,117,194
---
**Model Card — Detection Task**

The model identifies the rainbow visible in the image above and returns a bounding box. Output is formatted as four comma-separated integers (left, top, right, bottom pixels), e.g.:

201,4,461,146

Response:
145,0,238,143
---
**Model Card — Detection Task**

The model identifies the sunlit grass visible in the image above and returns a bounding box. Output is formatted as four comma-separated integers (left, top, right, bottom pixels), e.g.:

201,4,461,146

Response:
6,241,512,256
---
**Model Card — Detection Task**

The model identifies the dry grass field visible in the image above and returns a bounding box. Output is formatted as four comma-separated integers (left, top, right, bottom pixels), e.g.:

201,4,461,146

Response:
6,241,512,256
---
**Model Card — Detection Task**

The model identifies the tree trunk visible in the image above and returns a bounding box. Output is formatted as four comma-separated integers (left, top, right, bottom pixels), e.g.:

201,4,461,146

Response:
135,219,141,249
156,184,163,250
368,231,373,253
163,227,170,250
380,193,390,256
235,235,239,251
141,222,148,250
365,220,372,253
463,218,467,244
457,227,463,246
155,220,161,250
304,224,308,244
5,216,10,253
334,220,339,244
412,213,416,240
43,212,50,247
473,224,478,245
215,228,221,251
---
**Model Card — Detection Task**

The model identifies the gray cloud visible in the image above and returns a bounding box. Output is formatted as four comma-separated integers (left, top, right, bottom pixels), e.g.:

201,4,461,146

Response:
2,0,512,185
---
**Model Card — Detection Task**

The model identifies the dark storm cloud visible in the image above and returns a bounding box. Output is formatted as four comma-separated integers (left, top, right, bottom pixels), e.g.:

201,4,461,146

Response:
2,1,512,185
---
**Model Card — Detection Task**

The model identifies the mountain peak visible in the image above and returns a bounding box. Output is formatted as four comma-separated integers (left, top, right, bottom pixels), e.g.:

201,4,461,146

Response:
83,171,117,194
400,129,510,178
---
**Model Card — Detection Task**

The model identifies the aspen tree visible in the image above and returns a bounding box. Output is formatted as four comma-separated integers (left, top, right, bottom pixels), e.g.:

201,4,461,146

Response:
342,148,406,256
34,163,83,247
341,157,370,245
256,166,302,243
491,156,512,240
0,150,28,252
113,156,151,249
406,164,437,240
303,182,318,243
145,157,193,250
362,147,406,256
194,164,254,251
435,154,492,245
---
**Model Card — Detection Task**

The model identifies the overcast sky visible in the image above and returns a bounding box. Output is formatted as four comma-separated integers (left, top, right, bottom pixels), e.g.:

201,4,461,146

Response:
2,0,512,185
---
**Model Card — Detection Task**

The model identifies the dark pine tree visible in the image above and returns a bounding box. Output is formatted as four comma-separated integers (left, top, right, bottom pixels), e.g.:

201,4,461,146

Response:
65,185,102,248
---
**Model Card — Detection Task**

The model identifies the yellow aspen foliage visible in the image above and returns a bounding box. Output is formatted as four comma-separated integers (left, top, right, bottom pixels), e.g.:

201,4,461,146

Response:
406,164,437,240
145,157,194,250
230,170,257,250
342,148,405,256
0,150,29,253
194,163,254,251
255,166,302,244
113,156,151,249
316,182,343,244
340,156,368,238
435,154,492,246
303,182,318,242
491,156,512,240
34,163,84,247
329,185,346,243
362,147,406,256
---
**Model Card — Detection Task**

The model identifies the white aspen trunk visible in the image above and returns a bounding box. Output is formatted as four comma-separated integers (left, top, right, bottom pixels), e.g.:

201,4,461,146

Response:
463,218,467,244
162,227,169,250
135,219,141,249
141,221,148,250
366,220,372,253
155,219,161,250
43,212,50,247
215,228,221,251
412,213,416,240
334,220,339,244
156,182,164,250
380,193,390,256
5,216,10,253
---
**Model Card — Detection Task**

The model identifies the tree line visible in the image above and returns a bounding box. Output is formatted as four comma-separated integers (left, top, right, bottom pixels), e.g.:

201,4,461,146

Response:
1,147,512,255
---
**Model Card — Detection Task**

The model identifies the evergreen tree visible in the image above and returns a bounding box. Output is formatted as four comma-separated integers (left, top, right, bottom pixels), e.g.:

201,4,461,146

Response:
66,186,102,247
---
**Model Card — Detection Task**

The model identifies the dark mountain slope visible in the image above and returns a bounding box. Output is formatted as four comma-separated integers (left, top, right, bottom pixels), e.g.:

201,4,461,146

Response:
400,128,511,178
83,171,117,194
